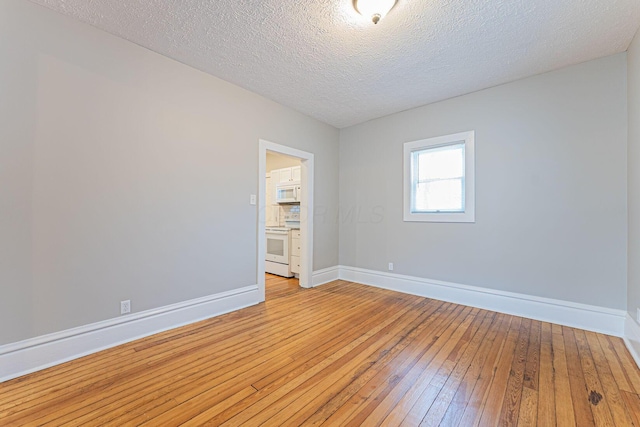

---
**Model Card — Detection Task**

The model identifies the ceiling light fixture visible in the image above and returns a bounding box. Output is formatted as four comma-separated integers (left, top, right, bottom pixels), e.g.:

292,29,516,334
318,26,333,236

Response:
354,0,397,24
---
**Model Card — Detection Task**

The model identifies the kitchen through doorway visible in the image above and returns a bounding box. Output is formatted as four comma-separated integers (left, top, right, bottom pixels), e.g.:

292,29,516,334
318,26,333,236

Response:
266,151,301,292
258,140,314,302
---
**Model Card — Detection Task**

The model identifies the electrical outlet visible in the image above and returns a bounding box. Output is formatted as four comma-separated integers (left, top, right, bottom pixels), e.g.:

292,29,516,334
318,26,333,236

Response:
121,300,131,315
388,262,394,271
637,308,640,324
250,194,257,205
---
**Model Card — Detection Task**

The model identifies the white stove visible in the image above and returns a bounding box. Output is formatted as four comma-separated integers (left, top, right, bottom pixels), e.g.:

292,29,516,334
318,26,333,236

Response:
266,227,290,233
265,228,293,277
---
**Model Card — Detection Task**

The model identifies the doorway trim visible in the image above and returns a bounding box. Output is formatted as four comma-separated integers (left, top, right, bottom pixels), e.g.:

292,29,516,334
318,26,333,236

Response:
258,139,314,301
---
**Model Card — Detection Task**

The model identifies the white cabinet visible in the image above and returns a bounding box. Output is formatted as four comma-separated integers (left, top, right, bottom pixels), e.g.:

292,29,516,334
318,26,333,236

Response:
279,168,292,183
267,173,280,206
265,173,279,226
266,173,273,204
274,166,301,185
291,166,301,183
290,230,301,274
291,230,300,256
290,256,300,274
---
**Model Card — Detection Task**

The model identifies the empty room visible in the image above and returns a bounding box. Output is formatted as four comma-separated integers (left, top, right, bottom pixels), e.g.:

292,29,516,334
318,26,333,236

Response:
2,0,640,425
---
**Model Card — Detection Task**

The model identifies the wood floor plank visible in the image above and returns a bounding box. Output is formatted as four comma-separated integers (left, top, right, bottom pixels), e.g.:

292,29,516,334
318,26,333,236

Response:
517,386,538,426
553,323,564,335
451,314,514,426
14,286,387,425
551,330,577,427
608,335,640,395
595,333,634,394
179,385,258,426
85,287,401,426
0,278,325,405
523,319,541,392
242,300,453,426
518,319,541,426
359,306,479,426
475,316,523,426
5,285,383,425
291,301,456,426
537,322,556,427
620,390,640,426
562,326,596,427
418,311,497,426
316,302,462,426
356,311,474,424
213,296,438,426
497,317,532,426
363,308,485,426
1,276,640,426
583,331,634,427
182,298,437,427
199,298,442,426
572,329,615,426
0,281,346,415
437,312,510,427
274,300,455,426
255,296,426,390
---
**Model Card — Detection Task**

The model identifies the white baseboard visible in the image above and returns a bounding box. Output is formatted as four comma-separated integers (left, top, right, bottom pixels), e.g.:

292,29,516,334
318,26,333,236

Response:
339,266,626,337
0,285,260,383
312,266,340,287
2,266,630,382
624,314,640,369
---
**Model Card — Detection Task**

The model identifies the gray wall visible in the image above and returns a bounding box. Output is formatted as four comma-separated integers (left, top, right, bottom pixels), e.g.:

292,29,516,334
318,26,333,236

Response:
0,0,339,345
629,29,640,318
0,0,36,344
340,54,628,310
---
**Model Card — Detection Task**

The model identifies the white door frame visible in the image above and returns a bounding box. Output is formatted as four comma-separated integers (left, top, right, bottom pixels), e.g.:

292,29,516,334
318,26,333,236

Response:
258,139,314,301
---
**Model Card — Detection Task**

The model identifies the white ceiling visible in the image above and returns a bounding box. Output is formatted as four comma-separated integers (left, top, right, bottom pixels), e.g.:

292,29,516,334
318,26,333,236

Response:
31,0,640,128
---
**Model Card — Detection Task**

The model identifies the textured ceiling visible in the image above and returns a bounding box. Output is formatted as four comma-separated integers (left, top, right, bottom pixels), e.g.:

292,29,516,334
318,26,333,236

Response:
30,0,640,128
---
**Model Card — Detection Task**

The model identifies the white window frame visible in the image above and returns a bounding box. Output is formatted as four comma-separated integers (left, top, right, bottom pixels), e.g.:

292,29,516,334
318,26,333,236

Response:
403,131,475,223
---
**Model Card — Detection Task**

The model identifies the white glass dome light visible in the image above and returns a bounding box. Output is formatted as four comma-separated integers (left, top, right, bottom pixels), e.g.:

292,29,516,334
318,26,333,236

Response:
354,0,398,24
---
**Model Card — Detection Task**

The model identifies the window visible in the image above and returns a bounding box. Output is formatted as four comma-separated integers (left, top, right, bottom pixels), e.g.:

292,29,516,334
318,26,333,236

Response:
403,131,475,222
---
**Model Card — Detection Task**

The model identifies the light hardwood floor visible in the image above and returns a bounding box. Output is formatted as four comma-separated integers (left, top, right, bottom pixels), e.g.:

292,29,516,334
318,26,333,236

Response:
1,274,640,426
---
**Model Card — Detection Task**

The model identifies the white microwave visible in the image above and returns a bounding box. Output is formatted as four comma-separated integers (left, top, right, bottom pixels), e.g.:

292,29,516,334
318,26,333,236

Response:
276,184,301,204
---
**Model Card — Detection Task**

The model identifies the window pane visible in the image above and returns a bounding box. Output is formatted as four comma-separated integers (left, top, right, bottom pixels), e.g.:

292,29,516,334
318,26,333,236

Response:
415,143,464,181
404,131,474,222
414,179,463,212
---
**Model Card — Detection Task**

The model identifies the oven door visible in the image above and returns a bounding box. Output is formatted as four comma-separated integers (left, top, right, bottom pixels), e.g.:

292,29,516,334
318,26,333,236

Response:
266,231,289,264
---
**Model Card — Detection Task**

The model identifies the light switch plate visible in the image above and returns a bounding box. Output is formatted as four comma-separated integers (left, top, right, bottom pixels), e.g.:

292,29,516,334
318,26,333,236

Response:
250,194,256,205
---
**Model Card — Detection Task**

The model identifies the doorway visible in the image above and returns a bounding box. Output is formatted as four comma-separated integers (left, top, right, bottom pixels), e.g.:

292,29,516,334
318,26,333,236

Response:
258,140,314,302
